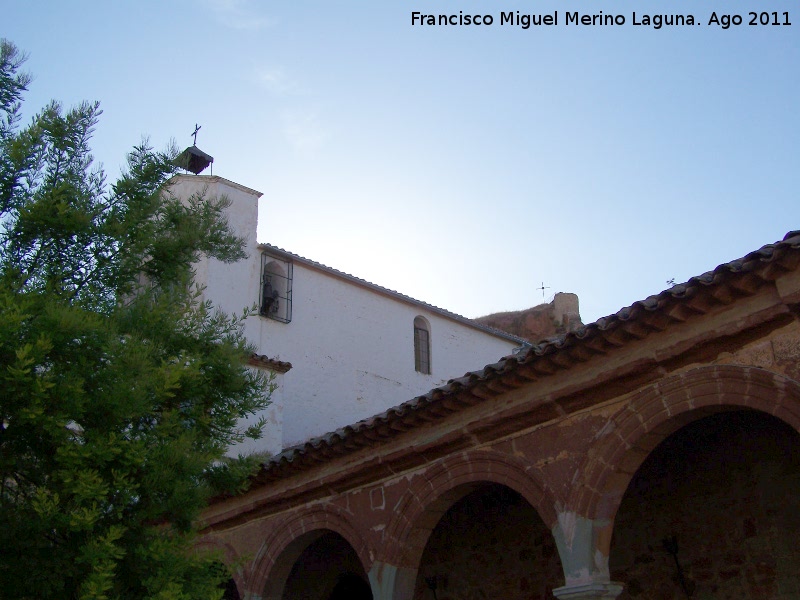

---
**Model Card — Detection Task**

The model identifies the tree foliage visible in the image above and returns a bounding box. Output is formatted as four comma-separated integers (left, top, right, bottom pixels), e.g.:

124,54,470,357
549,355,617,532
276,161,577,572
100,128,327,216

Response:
0,40,270,599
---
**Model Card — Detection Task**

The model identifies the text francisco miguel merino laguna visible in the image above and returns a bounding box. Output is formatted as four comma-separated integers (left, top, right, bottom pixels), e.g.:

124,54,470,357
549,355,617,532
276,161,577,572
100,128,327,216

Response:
412,10,792,28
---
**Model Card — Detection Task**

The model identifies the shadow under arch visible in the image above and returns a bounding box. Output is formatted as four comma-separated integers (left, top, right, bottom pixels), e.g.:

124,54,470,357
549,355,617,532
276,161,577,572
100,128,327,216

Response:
609,409,800,598
379,450,561,598
249,505,372,600
569,365,800,558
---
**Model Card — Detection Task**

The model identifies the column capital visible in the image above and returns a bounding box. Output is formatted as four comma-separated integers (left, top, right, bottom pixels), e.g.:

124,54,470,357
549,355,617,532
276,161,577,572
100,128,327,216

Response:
552,581,624,599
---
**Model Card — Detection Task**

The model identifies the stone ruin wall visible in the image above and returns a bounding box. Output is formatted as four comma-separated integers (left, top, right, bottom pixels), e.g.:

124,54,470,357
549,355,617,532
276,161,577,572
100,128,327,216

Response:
474,292,583,342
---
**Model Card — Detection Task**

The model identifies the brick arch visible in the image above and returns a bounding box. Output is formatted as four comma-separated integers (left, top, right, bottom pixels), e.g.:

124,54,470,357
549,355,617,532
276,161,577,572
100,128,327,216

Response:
248,504,372,599
382,449,561,571
194,536,246,595
570,365,800,550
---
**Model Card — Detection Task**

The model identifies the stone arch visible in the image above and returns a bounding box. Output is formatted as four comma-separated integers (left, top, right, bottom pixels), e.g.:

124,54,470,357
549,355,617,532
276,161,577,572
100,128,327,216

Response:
248,504,372,600
377,449,560,600
570,365,800,554
609,409,800,598
194,537,245,599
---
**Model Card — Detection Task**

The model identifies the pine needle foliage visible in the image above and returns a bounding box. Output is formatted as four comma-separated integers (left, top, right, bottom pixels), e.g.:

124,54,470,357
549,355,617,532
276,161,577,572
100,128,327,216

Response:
0,40,270,599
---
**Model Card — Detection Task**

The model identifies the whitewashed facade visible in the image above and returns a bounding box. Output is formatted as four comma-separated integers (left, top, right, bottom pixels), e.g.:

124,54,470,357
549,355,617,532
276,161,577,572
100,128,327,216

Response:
168,175,524,456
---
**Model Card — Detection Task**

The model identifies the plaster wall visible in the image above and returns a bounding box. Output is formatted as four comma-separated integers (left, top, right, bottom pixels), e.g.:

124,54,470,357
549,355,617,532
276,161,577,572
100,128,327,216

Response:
167,175,519,454
166,175,262,323
251,262,518,448
229,370,285,457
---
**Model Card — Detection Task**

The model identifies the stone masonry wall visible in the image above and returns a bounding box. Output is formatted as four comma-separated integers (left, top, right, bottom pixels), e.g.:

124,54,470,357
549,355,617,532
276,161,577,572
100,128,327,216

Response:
610,411,800,599
412,484,563,600
283,532,370,600
474,293,582,342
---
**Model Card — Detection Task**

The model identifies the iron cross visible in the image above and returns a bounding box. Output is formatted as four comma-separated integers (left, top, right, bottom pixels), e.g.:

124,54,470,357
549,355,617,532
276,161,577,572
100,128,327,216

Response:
191,124,201,146
536,282,550,299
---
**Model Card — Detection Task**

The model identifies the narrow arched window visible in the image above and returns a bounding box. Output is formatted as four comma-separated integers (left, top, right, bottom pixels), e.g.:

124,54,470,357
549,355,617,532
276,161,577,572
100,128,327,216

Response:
414,316,431,374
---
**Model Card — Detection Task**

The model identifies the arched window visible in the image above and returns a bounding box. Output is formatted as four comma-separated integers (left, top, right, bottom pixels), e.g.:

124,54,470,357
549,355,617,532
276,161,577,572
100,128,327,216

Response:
414,316,431,374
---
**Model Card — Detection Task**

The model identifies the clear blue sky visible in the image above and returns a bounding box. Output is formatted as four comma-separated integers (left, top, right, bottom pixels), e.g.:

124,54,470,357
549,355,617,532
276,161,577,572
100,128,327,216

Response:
5,1,798,324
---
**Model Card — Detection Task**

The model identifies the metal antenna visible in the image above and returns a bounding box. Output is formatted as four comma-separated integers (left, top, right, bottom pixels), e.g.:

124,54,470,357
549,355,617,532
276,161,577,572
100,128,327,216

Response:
191,124,201,146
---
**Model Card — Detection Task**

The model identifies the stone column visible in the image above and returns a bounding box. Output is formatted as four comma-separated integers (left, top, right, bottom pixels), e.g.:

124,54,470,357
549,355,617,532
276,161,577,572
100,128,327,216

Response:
368,561,418,600
551,513,624,600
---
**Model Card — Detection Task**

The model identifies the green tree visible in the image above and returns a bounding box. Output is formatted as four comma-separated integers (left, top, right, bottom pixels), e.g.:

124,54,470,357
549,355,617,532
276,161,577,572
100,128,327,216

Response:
0,41,270,599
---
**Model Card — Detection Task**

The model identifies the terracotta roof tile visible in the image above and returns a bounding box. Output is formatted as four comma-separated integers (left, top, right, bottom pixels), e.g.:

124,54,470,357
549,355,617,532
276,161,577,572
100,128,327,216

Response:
248,353,292,373
247,230,800,485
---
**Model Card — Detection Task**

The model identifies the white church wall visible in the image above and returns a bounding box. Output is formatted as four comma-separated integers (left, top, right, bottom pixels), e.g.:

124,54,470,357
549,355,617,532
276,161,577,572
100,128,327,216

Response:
166,174,262,324
227,369,285,458
167,175,521,456
251,260,519,448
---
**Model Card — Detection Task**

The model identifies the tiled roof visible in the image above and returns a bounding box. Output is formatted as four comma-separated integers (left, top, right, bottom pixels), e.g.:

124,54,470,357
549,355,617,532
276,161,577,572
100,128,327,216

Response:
249,230,800,486
259,243,527,345
248,353,292,373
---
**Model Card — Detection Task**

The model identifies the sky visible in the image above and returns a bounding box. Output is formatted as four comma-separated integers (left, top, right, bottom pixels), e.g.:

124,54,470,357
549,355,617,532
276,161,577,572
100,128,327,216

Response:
4,1,798,324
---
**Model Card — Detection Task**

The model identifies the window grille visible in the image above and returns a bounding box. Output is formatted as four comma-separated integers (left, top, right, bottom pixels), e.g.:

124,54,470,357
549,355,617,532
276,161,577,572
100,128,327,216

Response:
260,254,293,323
